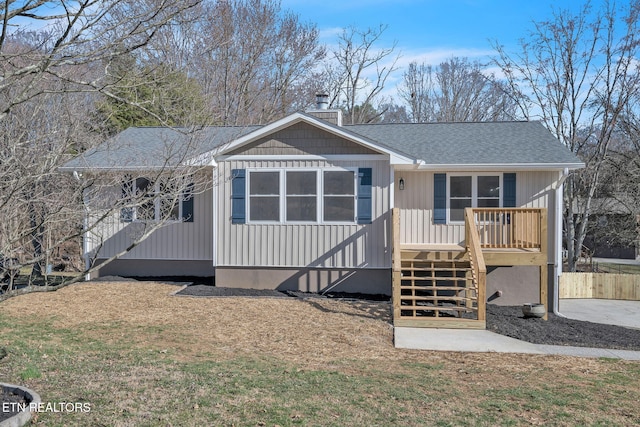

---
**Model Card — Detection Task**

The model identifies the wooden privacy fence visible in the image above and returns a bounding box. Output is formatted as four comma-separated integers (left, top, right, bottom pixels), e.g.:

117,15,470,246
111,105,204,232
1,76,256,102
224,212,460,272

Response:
560,272,640,300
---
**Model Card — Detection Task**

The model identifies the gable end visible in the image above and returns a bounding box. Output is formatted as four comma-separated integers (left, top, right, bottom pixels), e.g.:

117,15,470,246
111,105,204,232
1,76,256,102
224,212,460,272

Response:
225,122,379,156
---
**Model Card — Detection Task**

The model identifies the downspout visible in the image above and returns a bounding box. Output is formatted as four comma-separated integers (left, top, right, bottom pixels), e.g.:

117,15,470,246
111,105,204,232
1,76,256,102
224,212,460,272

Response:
211,159,218,271
552,168,570,317
73,171,91,281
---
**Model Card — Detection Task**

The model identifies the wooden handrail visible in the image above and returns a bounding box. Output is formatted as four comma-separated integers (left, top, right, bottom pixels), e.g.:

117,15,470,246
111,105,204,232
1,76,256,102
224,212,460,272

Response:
391,208,402,323
465,208,486,322
392,208,401,272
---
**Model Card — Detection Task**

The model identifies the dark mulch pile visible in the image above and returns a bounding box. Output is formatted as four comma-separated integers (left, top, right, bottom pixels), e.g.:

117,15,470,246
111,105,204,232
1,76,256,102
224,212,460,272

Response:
487,304,640,351
177,285,640,351
177,284,288,298
1,388,27,422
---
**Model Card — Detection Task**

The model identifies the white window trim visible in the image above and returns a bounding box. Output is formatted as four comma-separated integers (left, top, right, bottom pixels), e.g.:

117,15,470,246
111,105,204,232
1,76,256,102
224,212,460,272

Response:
127,179,185,223
246,167,358,225
446,173,503,224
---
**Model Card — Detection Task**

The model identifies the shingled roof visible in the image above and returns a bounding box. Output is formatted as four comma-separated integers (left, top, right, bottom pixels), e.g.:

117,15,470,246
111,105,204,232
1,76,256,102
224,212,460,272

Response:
61,125,259,170
61,115,583,171
346,121,582,168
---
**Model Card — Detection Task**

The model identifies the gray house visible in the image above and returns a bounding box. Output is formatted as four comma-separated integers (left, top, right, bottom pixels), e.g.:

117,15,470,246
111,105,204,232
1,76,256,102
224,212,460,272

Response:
63,103,583,328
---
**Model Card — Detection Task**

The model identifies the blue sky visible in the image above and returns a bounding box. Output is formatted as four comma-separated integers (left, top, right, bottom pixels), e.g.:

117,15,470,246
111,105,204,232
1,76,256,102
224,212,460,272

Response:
281,0,589,98
281,0,585,60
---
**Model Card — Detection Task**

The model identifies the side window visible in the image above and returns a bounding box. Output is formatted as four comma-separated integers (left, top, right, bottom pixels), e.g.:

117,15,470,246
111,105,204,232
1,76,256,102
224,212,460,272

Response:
120,176,192,223
135,177,155,221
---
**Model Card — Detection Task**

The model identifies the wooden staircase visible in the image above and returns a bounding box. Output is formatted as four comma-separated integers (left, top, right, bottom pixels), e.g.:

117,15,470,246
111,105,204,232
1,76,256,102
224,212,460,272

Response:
392,206,548,329
392,208,487,329
394,250,485,328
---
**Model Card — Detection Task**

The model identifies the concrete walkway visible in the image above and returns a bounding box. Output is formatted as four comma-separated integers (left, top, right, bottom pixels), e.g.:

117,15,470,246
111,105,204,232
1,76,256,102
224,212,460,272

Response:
395,299,640,360
394,328,640,360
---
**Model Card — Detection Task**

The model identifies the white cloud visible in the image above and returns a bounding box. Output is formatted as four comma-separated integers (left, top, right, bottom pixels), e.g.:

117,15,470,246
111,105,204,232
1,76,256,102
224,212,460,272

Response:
397,47,496,68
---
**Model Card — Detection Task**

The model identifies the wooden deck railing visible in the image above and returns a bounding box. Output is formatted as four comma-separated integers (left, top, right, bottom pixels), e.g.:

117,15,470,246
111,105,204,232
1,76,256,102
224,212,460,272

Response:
392,207,548,328
471,208,547,250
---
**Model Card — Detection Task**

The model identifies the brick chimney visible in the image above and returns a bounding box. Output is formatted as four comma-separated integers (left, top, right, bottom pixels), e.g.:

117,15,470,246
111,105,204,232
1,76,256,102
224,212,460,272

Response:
306,92,342,126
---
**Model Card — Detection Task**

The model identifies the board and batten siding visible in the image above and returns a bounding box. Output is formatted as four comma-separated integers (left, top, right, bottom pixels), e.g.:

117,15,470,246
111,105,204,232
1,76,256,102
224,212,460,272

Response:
216,159,391,269
394,170,559,262
86,182,213,261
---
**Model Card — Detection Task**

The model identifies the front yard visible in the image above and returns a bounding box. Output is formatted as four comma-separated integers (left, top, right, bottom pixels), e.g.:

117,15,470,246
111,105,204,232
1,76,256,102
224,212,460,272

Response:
1,281,640,426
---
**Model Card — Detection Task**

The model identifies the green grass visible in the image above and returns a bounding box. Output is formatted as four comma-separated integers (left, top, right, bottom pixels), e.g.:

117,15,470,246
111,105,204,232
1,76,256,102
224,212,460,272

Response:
2,312,640,426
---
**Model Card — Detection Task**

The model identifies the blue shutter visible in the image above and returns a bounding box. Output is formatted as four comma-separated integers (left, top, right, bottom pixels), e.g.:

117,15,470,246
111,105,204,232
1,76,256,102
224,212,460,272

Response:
503,173,516,207
231,169,246,224
357,168,372,224
181,182,194,223
120,176,134,222
433,173,446,224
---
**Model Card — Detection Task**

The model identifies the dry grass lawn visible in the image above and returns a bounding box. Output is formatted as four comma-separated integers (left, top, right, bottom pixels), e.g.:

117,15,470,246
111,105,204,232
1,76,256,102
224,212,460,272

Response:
2,281,640,426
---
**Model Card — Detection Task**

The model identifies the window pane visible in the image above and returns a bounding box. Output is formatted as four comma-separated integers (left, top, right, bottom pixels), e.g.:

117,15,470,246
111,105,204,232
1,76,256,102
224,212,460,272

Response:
136,177,151,194
324,196,354,222
286,171,316,195
450,176,471,197
250,172,279,195
138,200,156,220
159,197,179,220
478,198,500,208
249,196,279,221
478,176,500,198
450,198,471,222
136,177,155,220
286,196,317,221
324,171,354,195
159,181,180,220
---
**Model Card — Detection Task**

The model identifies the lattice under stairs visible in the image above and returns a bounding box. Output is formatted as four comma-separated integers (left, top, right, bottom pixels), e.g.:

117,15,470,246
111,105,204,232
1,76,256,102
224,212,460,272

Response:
397,258,479,320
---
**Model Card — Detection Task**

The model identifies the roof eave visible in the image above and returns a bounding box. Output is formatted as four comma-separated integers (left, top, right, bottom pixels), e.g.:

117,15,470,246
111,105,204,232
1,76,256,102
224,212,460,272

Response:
403,162,585,171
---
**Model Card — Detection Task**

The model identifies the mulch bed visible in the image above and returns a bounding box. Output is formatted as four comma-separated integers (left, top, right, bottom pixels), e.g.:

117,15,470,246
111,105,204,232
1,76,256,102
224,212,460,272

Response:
487,305,640,351
177,284,288,298
179,284,640,351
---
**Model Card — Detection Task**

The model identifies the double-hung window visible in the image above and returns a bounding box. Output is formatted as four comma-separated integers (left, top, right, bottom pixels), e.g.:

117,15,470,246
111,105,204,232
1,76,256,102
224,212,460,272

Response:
121,176,194,223
248,171,280,222
286,171,317,222
235,168,368,224
448,174,501,223
323,170,355,222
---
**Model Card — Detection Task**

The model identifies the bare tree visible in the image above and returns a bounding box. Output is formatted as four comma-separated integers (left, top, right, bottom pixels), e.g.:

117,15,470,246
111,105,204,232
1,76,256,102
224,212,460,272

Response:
0,0,207,297
0,0,324,300
398,57,518,123
492,1,640,271
141,0,324,125
323,25,400,124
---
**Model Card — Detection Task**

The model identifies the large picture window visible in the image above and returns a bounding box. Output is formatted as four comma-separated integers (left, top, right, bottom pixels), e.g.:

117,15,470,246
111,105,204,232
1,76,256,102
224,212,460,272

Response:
244,168,362,224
